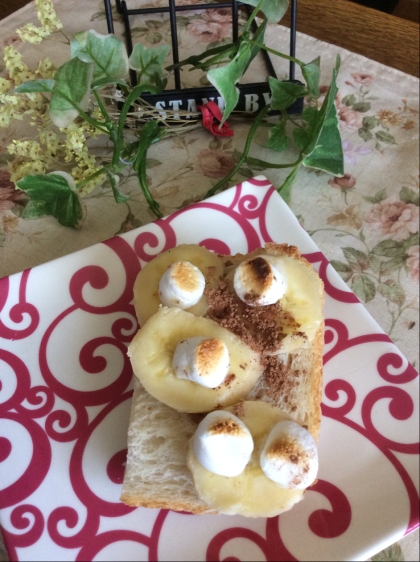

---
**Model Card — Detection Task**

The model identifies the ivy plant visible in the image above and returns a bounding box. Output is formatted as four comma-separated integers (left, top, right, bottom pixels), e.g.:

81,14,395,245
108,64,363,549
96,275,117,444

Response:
10,0,344,228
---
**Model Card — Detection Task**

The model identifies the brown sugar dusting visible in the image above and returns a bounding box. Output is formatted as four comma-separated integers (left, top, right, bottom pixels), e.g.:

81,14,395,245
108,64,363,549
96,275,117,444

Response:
224,373,236,388
261,356,300,403
209,418,243,435
205,282,299,355
231,402,245,418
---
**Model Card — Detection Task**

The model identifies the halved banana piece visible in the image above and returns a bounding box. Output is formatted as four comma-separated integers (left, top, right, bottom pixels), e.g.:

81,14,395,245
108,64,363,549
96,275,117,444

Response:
187,401,305,517
223,251,323,353
133,244,224,326
128,307,263,413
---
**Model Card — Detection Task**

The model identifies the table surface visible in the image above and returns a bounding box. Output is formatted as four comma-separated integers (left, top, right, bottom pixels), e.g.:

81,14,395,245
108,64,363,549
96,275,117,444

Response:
282,0,419,78
0,1,419,561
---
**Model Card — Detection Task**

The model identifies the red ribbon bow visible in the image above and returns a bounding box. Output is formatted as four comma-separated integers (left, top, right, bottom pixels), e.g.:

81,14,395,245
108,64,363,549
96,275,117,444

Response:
197,100,234,137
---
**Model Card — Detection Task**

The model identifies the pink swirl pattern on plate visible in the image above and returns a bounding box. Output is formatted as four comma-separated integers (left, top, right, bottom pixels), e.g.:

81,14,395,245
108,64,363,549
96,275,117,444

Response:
0,177,418,561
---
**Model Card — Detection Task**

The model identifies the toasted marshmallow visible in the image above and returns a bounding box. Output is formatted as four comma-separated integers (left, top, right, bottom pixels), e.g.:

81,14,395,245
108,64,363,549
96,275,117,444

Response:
193,410,254,476
260,420,318,489
233,256,287,306
172,336,230,388
158,261,206,309
158,261,205,309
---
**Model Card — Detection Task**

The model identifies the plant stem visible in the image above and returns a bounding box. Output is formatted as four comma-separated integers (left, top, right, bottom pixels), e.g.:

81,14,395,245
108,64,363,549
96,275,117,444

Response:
283,109,305,129
249,41,305,67
93,89,119,145
204,105,270,199
75,166,108,190
137,160,162,218
54,90,109,134
93,90,112,125
245,154,302,169
243,0,263,34
111,83,158,170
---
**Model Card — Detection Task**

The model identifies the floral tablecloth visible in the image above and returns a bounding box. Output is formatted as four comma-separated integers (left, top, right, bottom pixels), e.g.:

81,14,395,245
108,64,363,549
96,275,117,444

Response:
0,1,419,561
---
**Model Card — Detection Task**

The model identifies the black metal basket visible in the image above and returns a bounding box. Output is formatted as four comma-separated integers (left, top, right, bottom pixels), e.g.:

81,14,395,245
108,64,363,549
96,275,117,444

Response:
104,0,303,116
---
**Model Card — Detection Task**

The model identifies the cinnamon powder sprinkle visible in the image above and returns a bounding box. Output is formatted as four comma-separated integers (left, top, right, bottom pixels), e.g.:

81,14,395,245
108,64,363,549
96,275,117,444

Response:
205,282,299,354
231,402,245,418
205,281,302,404
224,373,236,388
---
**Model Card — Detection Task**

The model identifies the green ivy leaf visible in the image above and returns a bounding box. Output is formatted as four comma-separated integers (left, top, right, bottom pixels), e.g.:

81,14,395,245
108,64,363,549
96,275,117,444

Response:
372,239,405,257
301,57,320,99
330,260,353,282
351,273,376,303
128,43,170,88
302,56,344,176
399,186,419,206
49,58,94,128
244,17,268,74
17,174,84,228
341,94,356,106
207,42,252,123
71,30,129,84
362,115,379,129
278,165,299,205
301,105,318,128
293,126,310,150
352,101,371,112
15,79,55,93
378,280,406,306
242,0,288,23
21,199,51,219
358,127,373,142
268,77,306,110
375,130,396,144
267,120,290,152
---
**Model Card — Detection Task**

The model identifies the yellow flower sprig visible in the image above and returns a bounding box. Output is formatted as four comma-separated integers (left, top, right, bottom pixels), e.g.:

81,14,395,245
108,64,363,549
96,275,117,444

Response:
16,0,63,44
0,2,105,194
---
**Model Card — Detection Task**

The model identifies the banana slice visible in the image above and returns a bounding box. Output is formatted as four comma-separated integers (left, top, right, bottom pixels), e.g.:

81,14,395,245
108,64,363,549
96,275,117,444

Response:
187,401,306,517
218,250,323,354
128,307,263,413
133,244,224,326
274,255,323,352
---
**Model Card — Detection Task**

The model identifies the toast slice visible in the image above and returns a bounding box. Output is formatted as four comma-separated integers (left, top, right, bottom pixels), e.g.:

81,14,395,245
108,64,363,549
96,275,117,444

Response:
121,243,324,513
121,377,212,512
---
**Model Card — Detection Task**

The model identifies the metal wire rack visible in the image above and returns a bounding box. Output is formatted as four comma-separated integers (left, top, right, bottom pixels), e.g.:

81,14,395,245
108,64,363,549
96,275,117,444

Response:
103,0,302,116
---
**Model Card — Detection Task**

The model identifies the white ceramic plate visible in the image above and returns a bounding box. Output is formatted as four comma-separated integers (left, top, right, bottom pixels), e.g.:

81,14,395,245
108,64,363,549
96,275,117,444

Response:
0,177,418,562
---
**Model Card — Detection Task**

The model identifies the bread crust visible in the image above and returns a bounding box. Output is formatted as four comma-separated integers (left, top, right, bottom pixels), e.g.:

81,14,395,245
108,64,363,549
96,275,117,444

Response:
119,493,214,514
121,243,325,511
